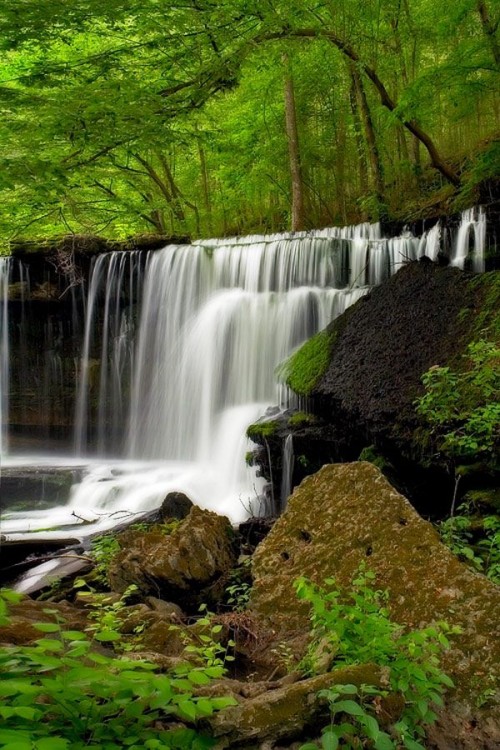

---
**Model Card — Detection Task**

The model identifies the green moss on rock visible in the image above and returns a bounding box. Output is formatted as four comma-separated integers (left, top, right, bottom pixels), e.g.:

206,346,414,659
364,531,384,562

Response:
247,420,280,440
279,330,334,397
288,411,316,427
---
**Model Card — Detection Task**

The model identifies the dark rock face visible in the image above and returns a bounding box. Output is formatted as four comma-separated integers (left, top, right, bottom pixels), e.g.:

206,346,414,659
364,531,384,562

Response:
315,261,470,441
278,262,500,517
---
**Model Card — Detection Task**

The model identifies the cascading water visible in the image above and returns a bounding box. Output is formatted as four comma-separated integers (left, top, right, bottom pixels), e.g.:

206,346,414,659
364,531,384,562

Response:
280,434,294,511
0,208,488,539
0,257,11,457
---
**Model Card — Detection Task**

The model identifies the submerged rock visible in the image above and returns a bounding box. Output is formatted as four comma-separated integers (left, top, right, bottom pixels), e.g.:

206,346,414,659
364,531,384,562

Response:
108,506,237,609
251,462,500,747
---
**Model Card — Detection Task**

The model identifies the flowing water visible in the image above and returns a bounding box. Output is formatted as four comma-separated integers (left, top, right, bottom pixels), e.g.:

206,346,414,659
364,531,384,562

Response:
0,208,487,538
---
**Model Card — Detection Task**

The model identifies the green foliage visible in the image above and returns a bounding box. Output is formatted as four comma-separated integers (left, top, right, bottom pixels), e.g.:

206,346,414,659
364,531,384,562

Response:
288,411,316,427
415,340,500,465
0,0,498,238
279,330,333,397
439,513,500,585
224,558,252,613
0,589,237,750
296,567,455,749
89,533,120,586
170,604,236,673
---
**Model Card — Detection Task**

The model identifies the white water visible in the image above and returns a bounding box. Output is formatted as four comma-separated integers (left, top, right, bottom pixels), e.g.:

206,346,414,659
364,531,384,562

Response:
0,209,487,537
0,257,11,458
280,434,294,511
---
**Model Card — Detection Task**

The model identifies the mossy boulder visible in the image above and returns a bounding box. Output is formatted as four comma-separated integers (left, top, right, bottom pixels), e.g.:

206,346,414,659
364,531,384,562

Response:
251,463,500,713
108,506,237,609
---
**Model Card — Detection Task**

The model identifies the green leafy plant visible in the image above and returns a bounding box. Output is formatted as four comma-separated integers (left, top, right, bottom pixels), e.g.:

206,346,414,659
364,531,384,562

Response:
224,558,252,613
296,567,455,750
0,589,236,750
89,533,120,586
170,604,236,675
415,340,500,464
439,513,500,585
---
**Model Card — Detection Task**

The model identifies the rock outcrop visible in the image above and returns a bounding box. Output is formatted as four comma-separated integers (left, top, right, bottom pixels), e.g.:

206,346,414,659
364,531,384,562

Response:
275,262,500,517
251,462,500,746
108,507,237,609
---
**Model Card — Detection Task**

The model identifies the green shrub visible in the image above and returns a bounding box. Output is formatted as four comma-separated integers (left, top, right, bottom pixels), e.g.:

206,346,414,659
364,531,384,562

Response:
296,567,455,750
0,590,236,750
415,339,500,465
439,513,500,585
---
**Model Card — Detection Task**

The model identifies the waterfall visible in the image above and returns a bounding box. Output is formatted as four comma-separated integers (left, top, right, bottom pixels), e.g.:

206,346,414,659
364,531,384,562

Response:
280,434,294,510
0,207,489,534
450,206,486,272
0,257,11,456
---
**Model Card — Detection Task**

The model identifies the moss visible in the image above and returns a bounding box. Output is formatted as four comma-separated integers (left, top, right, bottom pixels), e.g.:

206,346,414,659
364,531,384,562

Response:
247,420,280,441
288,411,316,427
278,330,334,397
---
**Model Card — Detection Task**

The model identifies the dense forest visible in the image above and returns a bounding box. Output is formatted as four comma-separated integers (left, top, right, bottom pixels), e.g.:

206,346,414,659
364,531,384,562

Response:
0,0,499,245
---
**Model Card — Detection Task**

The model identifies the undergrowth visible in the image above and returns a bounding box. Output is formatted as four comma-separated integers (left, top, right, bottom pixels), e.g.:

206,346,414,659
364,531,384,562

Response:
296,566,456,750
0,589,236,750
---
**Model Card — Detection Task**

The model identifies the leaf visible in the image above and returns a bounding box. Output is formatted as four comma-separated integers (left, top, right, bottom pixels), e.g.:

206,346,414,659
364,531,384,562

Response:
321,730,339,750
93,629,122,642
375,733,396,750
34,622,61,633
176,699,197,721
36,739,70,750
403,738,427,750
330,699,365,717
61,630,88,641
188,670,211,686
195,698,216,716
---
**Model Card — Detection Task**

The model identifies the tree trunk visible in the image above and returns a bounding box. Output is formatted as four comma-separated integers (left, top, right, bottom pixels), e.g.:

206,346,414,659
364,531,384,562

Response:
351,64,386,218
349,71,369,198
261,29,461,186
283,56,306,231
477,0,500,67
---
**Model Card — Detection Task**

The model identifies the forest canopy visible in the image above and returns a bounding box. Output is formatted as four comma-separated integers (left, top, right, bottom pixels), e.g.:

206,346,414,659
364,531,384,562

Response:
0,0,498,242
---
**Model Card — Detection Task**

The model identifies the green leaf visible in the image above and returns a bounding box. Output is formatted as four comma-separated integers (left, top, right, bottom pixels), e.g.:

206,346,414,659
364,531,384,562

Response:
321,729,339,750
330,699,365,717
375,733,396,750
93,629,122,642
403,738,427,750
36,739,70,750
188,670,211,686
176,699,197,721
34,622,61,633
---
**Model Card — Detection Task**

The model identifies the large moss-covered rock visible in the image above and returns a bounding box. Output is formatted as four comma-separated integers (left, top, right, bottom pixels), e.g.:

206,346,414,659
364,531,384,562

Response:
108,506,236,608
251,463,500,708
